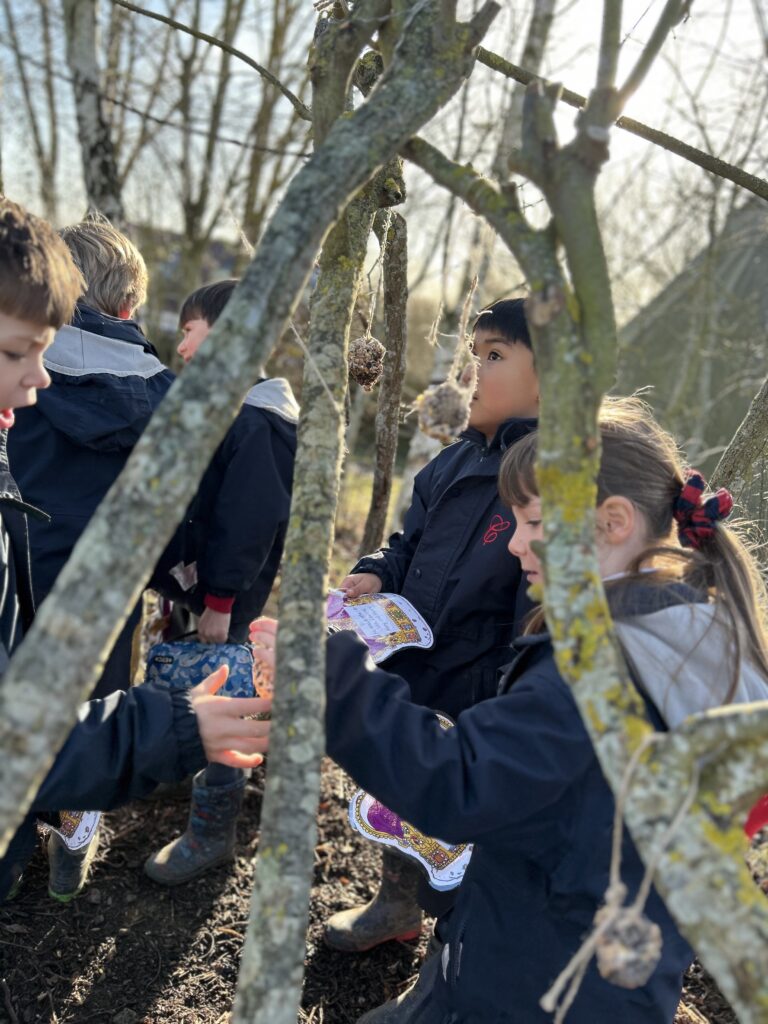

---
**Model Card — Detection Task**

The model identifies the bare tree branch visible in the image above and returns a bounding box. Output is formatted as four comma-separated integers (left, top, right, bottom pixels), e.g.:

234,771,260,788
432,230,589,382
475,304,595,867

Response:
617,0,690,107
476,46,768,201
110,0,312,121
597,0,623,89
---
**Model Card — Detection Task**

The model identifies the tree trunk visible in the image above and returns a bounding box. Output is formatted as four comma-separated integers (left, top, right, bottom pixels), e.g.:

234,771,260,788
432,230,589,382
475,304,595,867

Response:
62,0,124,223
359,210,409,553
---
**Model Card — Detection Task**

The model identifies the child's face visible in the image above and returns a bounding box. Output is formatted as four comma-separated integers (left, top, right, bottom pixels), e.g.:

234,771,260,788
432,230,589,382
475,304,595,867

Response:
177,318,211,363
0,312,53,428
508,498,543,583
469,328,539,438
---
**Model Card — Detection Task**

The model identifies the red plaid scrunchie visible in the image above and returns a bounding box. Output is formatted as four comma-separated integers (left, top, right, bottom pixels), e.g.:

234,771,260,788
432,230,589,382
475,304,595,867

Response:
672,469,733,549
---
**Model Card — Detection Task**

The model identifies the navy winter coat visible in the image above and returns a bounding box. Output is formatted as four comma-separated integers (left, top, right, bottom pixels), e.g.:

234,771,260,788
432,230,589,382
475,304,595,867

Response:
8,304,174,605
353,417,536,718
0,435,206,901
324,583,702,1024
150,378,298,635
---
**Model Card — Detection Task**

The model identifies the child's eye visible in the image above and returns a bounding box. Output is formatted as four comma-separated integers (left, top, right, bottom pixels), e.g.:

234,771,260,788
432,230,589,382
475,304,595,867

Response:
526,519,542,527
488,350,502,361
1,351,23,362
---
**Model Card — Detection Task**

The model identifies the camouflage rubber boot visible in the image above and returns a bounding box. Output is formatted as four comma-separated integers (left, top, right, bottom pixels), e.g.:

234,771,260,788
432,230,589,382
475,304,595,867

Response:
48,826,100,903
356,949,441,1022
143,769,245,886
324,848,423,952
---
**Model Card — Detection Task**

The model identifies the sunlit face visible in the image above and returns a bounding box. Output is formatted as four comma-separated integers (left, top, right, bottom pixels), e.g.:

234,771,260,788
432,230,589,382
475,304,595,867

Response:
0,312,53,429
177,317,211,363
469,329,539,439
508,498,544,583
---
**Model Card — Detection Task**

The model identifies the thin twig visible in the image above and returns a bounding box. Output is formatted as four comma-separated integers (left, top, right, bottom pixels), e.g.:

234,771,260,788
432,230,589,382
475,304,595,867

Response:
0,39,310,157
1,978,19,1024
110,0,312,121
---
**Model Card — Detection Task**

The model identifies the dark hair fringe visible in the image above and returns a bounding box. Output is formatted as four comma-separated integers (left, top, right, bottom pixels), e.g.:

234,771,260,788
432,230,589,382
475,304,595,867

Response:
472,297,532,350
179,278,239,329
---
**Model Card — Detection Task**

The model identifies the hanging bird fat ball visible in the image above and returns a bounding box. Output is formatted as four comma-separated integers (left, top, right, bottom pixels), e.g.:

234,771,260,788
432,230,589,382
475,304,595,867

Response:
415,380,471,443
348,336,386,391
594,906,662,989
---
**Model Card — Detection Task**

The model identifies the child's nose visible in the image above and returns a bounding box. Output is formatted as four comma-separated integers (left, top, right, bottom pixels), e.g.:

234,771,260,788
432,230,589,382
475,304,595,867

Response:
24,360,51,390
507,531,523,557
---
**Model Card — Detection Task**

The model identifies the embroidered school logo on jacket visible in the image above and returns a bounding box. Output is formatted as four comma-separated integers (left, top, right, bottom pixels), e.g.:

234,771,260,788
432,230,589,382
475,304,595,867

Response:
482,513,511,544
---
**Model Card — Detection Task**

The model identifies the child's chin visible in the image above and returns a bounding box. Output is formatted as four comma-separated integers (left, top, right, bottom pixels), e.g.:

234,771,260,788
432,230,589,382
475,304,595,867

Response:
0,409,16,430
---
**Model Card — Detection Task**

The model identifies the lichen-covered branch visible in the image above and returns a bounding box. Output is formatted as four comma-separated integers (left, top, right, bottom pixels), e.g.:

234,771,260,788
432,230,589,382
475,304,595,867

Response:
233,187,377,1024
409,18,768,1012
0,0,500,862
231,4,499,1022
711,372,768,499
231,12,379,1017
360,210,409,554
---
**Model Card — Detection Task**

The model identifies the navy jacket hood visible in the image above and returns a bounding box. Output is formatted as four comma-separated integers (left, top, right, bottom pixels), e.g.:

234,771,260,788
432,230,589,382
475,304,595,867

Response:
31,304,174,453
7,305,174,604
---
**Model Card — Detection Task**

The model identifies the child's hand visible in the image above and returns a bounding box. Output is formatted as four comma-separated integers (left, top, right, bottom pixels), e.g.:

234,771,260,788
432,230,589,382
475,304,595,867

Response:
198,607,232,643
338,573,382,598
190,665,272,768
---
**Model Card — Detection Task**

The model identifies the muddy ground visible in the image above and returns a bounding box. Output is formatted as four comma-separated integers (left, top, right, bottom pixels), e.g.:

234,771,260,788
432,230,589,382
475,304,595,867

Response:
0,758,739,1024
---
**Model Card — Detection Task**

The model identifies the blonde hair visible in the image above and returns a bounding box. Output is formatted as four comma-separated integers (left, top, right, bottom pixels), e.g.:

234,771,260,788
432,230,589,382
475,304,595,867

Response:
59,215,147,318
500,395,768,693
0,197,85,328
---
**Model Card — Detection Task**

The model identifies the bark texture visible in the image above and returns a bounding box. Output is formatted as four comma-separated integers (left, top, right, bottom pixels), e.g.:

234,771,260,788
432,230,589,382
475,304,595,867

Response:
360,210,409,554
62,0,124,223
232,7,381,1019
229,4,498,1022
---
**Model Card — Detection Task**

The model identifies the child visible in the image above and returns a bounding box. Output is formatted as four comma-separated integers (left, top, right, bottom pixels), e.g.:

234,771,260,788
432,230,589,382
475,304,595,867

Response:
328,298,538,951
143,278,298,885
0,198,271,902
252,395,768,1023
6,215,174,899
8,214,174,696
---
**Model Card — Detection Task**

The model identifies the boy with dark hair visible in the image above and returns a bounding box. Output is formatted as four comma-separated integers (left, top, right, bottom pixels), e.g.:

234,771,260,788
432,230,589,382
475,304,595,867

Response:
326,297,539,957
0,198,272,903
144,277,298,884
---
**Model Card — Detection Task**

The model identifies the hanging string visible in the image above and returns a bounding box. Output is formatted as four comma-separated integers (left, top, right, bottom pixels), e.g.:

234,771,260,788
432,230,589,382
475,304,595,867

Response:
541,733,701,1023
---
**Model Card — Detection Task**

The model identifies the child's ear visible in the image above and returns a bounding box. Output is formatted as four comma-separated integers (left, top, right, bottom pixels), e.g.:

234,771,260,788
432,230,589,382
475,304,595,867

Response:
596,496,635,545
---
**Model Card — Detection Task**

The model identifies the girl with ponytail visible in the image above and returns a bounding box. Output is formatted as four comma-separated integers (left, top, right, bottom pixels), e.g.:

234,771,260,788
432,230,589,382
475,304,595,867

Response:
250,395,768,1024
